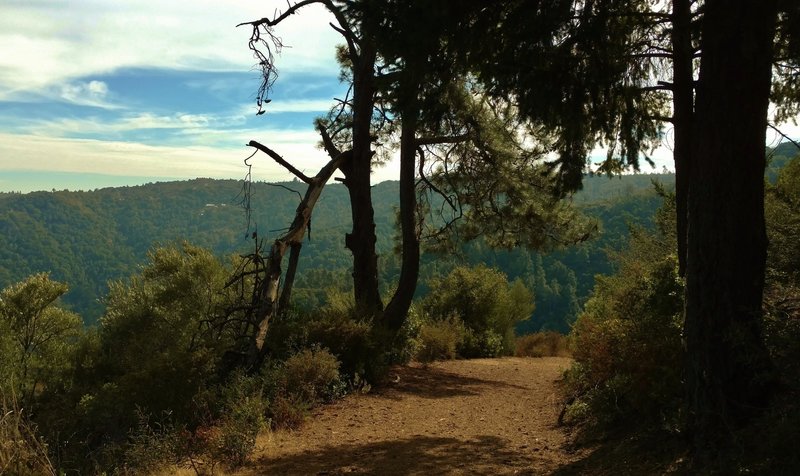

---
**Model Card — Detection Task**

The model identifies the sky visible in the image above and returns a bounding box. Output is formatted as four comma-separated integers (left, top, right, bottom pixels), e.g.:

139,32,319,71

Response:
0,0,354,193
0,1,798,193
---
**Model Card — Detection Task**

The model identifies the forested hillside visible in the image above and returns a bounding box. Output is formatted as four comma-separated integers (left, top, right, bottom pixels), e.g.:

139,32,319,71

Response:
0,173,674,330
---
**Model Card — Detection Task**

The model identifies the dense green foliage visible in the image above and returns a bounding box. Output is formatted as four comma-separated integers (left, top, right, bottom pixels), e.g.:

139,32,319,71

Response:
422,265,533,358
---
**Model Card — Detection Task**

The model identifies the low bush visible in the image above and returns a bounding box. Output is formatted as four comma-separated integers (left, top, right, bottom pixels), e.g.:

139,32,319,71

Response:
211,396,267,468
415,315,466,363
269,394,310,430
283,347,343,404
459,327,505,358
423,265,534,358
118,410,182,475
515,332,570,357
304,313,373,383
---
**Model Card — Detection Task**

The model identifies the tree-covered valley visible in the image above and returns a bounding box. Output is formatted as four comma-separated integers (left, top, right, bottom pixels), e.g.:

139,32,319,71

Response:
0,172,675,332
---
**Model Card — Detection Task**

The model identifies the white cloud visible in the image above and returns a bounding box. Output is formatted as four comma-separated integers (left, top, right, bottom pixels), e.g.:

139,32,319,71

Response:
0,132,334,183
57,80,122,109
0,0,342,98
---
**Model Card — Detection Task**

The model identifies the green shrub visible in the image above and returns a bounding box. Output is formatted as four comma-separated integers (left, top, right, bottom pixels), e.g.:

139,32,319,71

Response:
415,315,466,363
0,273,82,405
515,332,570,357
95,244,235,429
423,265,534,358
269,394,310,430
283,347,343,404
565,230,684,430
118,410,181,475
211,395,267,468
258,348,343,430
459,327,505,358
304,312,373,383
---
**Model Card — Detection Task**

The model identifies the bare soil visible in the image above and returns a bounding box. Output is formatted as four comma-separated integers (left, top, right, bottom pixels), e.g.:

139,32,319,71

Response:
234,357,589,475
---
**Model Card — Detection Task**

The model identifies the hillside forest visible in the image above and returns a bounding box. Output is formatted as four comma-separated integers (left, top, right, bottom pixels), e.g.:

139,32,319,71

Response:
2,1,800,475
0,172,678,332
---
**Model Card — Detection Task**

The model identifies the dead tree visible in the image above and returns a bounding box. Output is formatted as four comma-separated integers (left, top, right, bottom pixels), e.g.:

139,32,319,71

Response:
239,125,350,366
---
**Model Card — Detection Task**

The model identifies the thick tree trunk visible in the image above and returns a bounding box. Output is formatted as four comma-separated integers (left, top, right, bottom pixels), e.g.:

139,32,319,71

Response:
344,42,383,316
383,108,420,332
671,0,694,277
684,0,778,447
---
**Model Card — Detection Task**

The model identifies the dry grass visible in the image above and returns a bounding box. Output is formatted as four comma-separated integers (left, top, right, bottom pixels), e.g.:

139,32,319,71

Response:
1,392,55,476
514,332,571,358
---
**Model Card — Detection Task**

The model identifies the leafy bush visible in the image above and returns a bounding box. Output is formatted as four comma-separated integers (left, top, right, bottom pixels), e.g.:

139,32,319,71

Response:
205,370,269,467
259,348,343,429
92,244,234,428
283,347,343,404
269,394,310,430
515,332,570,357
423,265,534,357
304,311,374,383
118,410,182,475
563,188,684,430
415,315,466,363
0,273,82,405
212,397,267,467
284,288,418,385
565,223,684,429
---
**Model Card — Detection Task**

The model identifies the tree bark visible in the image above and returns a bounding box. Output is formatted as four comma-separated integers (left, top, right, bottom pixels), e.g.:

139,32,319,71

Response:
278,242,302,311
684,0,778,447
671,0,694,278
343,40,383,316
383,104,420,332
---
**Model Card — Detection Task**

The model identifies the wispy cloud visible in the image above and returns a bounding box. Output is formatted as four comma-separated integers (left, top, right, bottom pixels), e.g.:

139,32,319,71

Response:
0,0,342,98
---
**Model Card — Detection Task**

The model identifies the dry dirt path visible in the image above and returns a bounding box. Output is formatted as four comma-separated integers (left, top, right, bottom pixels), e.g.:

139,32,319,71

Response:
235,357,587,475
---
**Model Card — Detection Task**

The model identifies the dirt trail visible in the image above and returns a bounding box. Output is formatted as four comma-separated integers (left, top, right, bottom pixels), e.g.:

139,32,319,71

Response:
235,357,587,475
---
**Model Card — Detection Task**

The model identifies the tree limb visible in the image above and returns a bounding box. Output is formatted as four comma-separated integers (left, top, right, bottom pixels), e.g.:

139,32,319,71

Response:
236,0,323,28
247,140,313,184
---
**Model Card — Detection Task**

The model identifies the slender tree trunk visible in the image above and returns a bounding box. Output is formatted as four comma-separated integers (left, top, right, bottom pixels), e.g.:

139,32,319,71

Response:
671,0,694,277
684,0,778,448
344,42,383,316
278,242,302,311
383,103,420,331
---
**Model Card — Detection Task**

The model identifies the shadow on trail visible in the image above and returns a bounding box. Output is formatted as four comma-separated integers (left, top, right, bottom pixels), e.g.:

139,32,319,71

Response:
246,435,559,475
549,430,690,476
376,365,530,400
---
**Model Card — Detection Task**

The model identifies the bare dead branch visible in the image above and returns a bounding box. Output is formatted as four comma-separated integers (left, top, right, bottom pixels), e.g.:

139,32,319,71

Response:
247,140,313,184
236,0,323,28
265,183,303,201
